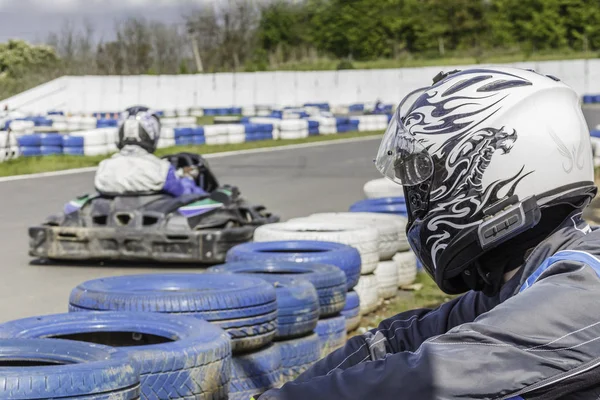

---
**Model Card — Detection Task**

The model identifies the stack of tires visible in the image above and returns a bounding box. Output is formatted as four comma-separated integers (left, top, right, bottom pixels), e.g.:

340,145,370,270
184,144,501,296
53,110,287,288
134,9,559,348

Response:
288,212,408,315
358,178,420,276
17,133,63,156
209,259,348,383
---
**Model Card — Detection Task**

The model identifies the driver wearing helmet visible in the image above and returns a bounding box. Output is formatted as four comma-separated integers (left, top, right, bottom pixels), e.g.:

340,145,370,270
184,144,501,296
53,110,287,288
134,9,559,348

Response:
94,106,207,197
259,68,600,399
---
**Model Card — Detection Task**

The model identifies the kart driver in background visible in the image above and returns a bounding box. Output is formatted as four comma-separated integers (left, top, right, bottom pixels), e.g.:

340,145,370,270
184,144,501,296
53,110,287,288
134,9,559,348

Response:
258,68,600,399
94,106,207,197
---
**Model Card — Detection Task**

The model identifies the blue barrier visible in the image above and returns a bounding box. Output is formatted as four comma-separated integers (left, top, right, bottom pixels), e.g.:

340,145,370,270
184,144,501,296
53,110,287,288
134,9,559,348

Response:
591,130,600,138
63,147,85,156
349,104,365,112
96,119,118,128
41,146,62,155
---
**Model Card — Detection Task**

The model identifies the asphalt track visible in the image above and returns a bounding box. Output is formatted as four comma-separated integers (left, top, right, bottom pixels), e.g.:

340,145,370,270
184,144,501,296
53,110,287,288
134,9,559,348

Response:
0,137,383,322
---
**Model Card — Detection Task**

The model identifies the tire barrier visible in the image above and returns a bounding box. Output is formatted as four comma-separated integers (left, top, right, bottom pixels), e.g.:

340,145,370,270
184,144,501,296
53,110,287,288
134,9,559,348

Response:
254,221,379,276
0,338,140,400
354,274,381,316
229,344,282,400
225,240,362,290
0,311,232,400
68,273,278,354
583,95,600,104
340,290,361,333
375,261,399,300
363,177,405,199
315,315,347,357
293,212,407,260
209,261,346,318
205,269,320,340
278,334,321,383
349,196,408,217
393,251,418,287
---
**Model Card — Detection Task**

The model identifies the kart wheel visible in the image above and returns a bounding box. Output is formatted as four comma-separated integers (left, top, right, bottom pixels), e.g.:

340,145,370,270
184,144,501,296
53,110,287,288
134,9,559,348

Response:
354,274,381,316
209,261,346,318
315,315,347,357
393,251,418,287
277,334,321,384
341,290,361,333
68,273,277,354
0,311,232,400
253,222,379,276
290,212,407,260
0,338,139,399
375,261,399,300
230,344,282,400
226,240,361,290
363,178,405,199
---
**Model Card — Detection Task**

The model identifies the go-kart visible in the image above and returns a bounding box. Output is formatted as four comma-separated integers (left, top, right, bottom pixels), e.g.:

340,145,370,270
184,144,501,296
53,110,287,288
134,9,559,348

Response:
28,152,279,264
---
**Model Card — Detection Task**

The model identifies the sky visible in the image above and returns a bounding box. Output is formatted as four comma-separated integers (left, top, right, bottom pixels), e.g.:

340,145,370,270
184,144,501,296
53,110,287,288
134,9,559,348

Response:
0,0,218,43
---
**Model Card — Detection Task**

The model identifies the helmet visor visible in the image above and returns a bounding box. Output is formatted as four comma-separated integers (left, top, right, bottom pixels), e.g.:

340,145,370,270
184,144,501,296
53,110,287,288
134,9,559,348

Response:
375,88,434,186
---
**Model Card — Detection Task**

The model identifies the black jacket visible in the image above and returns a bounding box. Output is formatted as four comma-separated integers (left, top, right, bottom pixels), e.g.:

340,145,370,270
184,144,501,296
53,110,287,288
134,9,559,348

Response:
262,213,600,399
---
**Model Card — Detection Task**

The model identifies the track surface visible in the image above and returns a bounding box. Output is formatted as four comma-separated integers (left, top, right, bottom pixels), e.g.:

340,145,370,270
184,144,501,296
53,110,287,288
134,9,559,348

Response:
0,137,383,322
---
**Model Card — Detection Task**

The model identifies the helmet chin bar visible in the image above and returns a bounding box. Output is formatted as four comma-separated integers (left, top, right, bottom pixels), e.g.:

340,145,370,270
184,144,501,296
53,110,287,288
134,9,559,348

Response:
436,195,542,294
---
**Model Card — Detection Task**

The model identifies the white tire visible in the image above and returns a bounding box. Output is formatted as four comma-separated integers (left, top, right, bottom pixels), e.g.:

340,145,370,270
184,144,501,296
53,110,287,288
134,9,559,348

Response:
254,221,379,275
354,274,380,316
161,118,178,128
280,130,308,140
177,116,196,127
374,261,398,300
393,251,418,287
300,212,406,261
363,178,405,199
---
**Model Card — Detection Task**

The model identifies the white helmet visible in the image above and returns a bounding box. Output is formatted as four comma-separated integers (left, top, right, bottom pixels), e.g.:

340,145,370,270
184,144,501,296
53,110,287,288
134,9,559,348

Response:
117,106,161,153
375,67,596,294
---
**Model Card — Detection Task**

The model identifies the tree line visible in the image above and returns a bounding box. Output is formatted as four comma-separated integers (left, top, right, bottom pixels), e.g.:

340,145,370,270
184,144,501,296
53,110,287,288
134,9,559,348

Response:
1,0,600,100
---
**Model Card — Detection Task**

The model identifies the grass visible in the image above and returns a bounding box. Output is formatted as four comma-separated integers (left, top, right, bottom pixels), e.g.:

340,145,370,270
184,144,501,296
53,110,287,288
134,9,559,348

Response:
268,50,599,72
352,273,455,335
0,130,383,177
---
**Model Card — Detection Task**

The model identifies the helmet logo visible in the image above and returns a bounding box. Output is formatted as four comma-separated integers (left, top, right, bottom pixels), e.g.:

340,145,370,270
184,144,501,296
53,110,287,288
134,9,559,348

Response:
548,127,587,173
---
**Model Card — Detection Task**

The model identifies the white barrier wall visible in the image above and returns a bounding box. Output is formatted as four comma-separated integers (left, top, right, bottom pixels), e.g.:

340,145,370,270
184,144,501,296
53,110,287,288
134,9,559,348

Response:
3,59,600,114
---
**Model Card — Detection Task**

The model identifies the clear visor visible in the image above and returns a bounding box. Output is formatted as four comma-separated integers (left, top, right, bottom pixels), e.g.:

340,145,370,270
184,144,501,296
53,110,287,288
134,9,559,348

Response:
374,87,434,186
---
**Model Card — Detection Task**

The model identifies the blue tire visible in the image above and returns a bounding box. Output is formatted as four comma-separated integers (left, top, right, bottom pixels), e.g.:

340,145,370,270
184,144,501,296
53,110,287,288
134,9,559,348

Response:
207,270,319,340
63,135,85,147
349,197,408,216
230,344,281,400
17,134,41,147
0,311,232,400
20,146,42,157
69,273,277,354
210,261,346,318
226,240,361,290
63,146,85,155
40,133,63,146
278,334,321,383
40,146,62,155
341,290,361,332
315,315,347,357
0,338,140,399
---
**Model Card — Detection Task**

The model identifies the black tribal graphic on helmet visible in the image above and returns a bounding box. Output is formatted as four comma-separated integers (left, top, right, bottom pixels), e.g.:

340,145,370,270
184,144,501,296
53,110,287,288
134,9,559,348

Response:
403,70,534,267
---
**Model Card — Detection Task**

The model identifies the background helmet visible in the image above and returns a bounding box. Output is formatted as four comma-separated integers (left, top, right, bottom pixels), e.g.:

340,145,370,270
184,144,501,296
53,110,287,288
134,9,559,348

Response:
375,67,596,294
117,106,161,153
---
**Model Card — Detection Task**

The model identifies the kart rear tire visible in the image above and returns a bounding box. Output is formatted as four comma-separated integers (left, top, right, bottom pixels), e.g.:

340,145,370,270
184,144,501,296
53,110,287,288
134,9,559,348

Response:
229,344,282,400
68,273,277,354
226,240,361,290
354,274,381,316
277,334,321,384
363,178,405,199
292,212,407,260
341,290,361,333
0,338,140,400
315,315,347,357
209,261,346,318
0,311,232,400
253,222,379,275
375,261,399,299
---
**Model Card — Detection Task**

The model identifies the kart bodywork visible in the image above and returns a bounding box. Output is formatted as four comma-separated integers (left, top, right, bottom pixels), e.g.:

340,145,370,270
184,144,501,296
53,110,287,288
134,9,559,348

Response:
28,153,279,264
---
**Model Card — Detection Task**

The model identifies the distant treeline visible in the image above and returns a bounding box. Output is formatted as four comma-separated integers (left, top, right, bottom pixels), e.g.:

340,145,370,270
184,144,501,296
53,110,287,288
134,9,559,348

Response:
1,0,600,100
